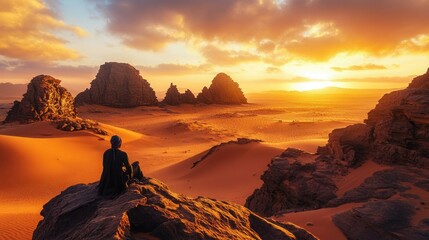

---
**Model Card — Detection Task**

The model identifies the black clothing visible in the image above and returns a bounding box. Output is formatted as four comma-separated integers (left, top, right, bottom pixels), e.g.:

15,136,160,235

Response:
98,148,132,197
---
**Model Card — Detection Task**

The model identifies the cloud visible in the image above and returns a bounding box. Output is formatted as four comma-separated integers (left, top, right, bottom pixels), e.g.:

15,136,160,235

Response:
201,45,260,66
137,63,212,76
97,0,429,63
0,60,97,82
331,64,388,72
266,67,282,74
0,0,86,62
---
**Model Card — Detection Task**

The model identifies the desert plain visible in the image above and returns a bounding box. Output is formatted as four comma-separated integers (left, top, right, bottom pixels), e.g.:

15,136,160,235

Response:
0,87,390,239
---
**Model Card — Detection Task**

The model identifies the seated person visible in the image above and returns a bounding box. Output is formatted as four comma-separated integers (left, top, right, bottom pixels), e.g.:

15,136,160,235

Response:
98,135,144,197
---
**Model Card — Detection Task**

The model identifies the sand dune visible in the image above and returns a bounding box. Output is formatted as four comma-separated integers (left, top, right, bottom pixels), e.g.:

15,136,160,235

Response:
0,121,147,239
0,213,41,240
0,90,386,239
153,141,284,204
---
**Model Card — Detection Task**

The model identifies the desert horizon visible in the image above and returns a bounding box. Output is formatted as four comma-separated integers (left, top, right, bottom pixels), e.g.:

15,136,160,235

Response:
1,0,429,240
1,66,428,239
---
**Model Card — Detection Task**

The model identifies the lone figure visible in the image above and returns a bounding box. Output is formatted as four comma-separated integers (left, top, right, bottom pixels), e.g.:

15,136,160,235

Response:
98,135,143,197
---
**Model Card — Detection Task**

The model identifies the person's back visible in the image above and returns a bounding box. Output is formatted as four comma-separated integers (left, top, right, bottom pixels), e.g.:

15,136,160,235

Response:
98,135,132,197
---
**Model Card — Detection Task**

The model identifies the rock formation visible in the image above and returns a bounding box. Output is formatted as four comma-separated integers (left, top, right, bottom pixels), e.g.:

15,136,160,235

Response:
245,148,341,217
162,83,196,105
162,83,181,105
333,199,429,240
245,68,429,238
33,178,318,240
321,67,429,168
197,73,247,104
56,117,108,135
180,89,197,104
75,62,157,107
4,75,76,123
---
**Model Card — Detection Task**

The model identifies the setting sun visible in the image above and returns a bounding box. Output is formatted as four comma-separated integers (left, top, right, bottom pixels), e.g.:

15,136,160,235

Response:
291,80,335,91
1,1,429,239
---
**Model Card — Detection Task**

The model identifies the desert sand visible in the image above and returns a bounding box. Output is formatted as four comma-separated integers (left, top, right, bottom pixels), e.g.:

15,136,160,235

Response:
274,202,362,240
0,89,388,239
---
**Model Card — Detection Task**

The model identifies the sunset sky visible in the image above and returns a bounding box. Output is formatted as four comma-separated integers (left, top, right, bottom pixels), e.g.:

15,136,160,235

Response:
0,0,428,93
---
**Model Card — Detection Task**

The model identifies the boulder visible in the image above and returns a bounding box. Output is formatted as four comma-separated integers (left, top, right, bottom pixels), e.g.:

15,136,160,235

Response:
197,73,247,104
322,123,373,167
33,178,318,240
245,148,339,217
75,62,157,107
4,75,76,123
333,200,429,240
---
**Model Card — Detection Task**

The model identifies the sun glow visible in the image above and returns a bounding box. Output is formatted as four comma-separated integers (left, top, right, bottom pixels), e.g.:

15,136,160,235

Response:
291,80,334,91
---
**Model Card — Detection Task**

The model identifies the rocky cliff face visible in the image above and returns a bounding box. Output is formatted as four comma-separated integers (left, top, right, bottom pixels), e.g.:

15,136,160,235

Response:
162,84,197,105
245,69,429,239
33,178,318,240
197,73,247,104
4,75,76,123
322,68,429,168
75,62,157,107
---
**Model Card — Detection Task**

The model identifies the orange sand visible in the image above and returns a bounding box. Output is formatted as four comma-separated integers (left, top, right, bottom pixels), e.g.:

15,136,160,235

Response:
0,89,386,239
335,160,391,197
275,202,362,240
153,142,284,204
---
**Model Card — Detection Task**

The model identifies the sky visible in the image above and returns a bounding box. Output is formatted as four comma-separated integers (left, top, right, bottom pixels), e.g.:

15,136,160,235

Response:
0,0,428,94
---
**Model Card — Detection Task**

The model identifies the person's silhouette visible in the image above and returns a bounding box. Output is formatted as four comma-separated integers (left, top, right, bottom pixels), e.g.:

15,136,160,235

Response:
98,135,143,197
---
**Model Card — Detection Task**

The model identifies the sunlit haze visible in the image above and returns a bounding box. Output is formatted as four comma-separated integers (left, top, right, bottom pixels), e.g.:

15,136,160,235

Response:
1,0,428,93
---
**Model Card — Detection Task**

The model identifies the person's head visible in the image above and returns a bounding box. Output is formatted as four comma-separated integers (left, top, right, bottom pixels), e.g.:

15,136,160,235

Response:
110,135,122,149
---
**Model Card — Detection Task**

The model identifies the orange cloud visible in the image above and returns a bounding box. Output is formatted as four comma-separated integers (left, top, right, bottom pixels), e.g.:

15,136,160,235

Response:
98,0,429,63
0,60,97,82
265,66,282,74
0,0,86,62
331,64,388,72
137,63,212,76
201,45,260,66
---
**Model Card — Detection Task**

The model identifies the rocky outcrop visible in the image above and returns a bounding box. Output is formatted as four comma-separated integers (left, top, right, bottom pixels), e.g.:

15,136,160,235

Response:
162,84,196,105
319,68,429,169
162,83,181,105
33,178,318,240
323,123,373,167
197,73,247,104
326,166,429,207
75,62,157,107
56,117,108,135
246,68,429,239
4,75,76,123
245,148,341,217
180,89,197,104
333,200,429,240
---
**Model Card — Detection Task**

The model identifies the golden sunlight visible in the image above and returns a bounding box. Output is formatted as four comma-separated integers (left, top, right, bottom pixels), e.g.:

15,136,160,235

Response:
291,80,334,91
